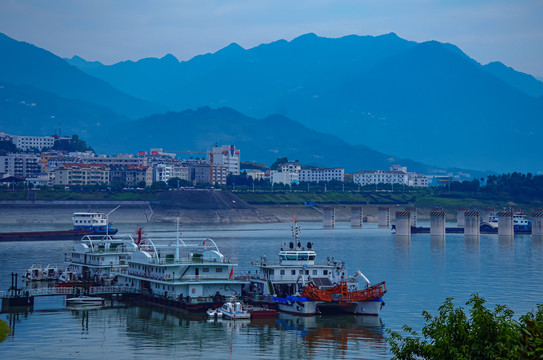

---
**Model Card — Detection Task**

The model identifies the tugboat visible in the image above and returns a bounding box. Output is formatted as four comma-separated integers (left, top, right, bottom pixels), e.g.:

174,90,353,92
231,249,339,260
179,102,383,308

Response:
0,210,118,242
480,212,532,234
250,219,386,316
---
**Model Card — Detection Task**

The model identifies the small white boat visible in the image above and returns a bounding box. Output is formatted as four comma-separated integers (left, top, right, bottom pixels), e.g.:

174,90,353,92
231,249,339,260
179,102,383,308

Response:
66,295,105,305
206,308,223,319
43,263,62,280
23,263,44,281
219,299,251,319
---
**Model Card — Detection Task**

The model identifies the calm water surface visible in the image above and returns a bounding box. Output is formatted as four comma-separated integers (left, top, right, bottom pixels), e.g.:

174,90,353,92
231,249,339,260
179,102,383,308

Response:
1,221,542,359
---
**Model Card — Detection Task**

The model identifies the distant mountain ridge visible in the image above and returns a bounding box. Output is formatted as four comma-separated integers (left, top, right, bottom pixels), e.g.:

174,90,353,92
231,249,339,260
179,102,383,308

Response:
0,82,128,137
94,106,474,176
65,33,543,172
0,33,163,119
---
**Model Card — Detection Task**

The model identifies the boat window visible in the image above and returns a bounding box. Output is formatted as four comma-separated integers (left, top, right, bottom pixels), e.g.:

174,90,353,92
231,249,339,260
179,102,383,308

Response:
309,255,315,260
323,270,328,275
298,253,308,260
216,268,223,272
312,270,317,275
286,255,297,260
202,268,209,273
280,255,286,260
291,270,296,275
269,269,274,275
280,270,285,275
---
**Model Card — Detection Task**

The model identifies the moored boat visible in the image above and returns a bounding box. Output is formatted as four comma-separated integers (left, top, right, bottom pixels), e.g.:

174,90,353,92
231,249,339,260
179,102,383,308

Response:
250,220,386,316
66,295,105,305
23,263,44,281
0,211,118,242
219,298,251,319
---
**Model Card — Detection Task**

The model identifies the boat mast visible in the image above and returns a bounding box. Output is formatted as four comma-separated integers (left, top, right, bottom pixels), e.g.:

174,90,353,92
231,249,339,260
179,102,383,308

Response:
175,217,181,261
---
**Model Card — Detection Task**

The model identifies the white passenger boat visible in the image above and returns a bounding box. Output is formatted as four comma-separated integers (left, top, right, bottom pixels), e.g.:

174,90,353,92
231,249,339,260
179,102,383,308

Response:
63,233,139,285
116,221,245,312
219,299,251,319
66,295,105,305
250,220,386,316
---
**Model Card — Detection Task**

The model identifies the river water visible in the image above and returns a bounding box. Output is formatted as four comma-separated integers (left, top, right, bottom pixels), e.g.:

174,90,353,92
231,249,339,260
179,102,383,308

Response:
1,221,542,359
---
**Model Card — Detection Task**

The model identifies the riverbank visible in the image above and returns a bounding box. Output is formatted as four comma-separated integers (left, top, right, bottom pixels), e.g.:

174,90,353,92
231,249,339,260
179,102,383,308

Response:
0,189,537,225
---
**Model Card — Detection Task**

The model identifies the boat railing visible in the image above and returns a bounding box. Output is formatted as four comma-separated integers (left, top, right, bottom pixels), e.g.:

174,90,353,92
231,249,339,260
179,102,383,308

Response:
0,286,139,298
145,256,236,265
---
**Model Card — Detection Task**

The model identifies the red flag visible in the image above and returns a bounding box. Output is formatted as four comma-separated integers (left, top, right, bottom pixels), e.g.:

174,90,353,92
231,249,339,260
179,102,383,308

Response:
229,267,233,280
293,215,297,223
203,240,206,246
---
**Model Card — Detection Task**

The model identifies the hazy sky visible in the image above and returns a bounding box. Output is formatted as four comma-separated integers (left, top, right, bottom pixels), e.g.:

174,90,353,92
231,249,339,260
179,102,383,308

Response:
1,0,542,77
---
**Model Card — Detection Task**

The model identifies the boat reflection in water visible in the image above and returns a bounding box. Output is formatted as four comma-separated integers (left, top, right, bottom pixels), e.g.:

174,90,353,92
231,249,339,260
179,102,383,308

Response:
61,303,386,358
277,313,387,357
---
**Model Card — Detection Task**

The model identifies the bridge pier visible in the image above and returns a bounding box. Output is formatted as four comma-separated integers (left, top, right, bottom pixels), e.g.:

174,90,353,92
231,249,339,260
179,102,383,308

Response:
351,206,363,227
498,211,514,236
378,207,390,227
457,208,468,227
464,211,480,237
430,211,446,236
532,210,543,236
323,206,335,227
395,211,411,236
405,206,417,227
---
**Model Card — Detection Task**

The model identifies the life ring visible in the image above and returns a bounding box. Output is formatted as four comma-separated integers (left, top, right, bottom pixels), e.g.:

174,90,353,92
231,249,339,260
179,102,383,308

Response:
192,288,196,294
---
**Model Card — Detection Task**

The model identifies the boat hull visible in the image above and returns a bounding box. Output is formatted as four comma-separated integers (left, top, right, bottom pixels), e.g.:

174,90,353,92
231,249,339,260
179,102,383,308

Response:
275,298,318,316
0,229,118,242
316,299,384,316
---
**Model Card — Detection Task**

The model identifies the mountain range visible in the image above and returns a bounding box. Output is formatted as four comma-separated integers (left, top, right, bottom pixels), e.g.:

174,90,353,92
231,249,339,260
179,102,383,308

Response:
0,31,542,175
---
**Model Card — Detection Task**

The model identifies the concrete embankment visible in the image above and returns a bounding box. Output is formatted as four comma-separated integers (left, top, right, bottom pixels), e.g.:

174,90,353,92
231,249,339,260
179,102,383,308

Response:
0,190,471,225
0,190,281,225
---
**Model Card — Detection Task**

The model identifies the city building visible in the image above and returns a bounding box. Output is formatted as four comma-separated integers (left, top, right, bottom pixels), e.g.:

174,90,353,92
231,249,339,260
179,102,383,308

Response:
54,163,110,186
299,168,344,183
9,134,55,151
270,161,301,185
245,169,268,181
353,165,428,188
81,154,148,167
210,145,240,175
0,153,41,178
109,165,153,187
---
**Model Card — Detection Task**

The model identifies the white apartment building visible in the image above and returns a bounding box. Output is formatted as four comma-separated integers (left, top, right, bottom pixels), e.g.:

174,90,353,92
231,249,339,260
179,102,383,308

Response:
408,173,429,187
154,164,172,183
245,169,268,181
354,170,408,186
269,162,301,184
299,168,344,183
9,134,55,151
353,165,428,188
270,170,299,185
210,145,240,175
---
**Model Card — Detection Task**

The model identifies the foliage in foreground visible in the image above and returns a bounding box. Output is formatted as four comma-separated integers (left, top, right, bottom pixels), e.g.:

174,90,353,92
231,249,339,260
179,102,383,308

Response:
387,294,543,359
0,319,10,343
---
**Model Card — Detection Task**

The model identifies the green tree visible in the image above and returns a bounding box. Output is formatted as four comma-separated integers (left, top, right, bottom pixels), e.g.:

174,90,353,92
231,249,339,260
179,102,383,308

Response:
270,157,289,170
386,294,543,360
167,177,192,188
